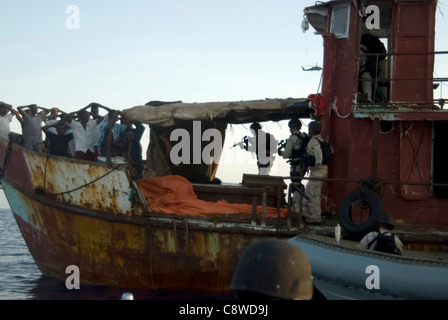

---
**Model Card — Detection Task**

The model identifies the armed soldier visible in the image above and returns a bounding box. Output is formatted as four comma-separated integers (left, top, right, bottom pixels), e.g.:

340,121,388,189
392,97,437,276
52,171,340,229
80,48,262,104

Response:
234,122,277,175
279,118,309,226
301,120,333,225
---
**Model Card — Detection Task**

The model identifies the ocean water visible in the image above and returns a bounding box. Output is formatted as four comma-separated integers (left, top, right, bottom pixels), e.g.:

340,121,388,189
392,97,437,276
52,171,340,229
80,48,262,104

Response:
0,208,42,300
0,208,233,300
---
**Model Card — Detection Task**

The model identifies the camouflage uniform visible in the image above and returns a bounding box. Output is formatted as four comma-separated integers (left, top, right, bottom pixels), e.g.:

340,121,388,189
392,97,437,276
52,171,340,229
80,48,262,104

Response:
282,132,308,214
302,135,327,223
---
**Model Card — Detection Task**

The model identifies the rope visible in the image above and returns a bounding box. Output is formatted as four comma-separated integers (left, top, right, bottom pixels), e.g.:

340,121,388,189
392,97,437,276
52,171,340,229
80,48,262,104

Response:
354,177,385,208
361,176,384,195
330,97,352,119
45,163,127,196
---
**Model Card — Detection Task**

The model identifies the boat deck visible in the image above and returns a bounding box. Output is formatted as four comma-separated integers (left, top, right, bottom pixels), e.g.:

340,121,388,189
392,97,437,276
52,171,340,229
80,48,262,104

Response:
193,174,287,210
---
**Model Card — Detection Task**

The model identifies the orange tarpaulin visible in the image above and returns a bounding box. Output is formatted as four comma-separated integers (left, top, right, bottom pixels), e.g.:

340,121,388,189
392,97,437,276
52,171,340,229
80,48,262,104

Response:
137,175,286,217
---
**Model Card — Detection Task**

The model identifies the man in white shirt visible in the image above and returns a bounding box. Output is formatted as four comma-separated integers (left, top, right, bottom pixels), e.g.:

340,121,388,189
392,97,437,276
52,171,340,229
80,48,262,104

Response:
0,102,21,140
67,110,102,161
90,104,102,161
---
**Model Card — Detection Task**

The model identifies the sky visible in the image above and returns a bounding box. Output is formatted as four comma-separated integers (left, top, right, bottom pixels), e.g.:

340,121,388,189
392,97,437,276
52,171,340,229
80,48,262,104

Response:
0,0,447,208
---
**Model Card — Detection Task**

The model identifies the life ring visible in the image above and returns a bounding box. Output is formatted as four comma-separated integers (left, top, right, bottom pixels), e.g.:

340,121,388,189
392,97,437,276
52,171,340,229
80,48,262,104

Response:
338,187,383,237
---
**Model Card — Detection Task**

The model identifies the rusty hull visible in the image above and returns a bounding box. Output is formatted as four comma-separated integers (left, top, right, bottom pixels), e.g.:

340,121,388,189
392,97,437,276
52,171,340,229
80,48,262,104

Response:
0,140,142,216
0,139,296,292
2,178,292,291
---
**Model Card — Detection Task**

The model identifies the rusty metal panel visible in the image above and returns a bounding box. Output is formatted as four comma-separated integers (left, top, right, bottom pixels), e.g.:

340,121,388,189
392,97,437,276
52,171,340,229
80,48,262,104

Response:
391,1,435,104
21,151,141,216
400,121,432,200
1,141,34,191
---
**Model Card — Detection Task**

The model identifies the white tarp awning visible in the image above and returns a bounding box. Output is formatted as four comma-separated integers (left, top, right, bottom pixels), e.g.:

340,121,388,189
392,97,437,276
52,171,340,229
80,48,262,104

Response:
122,98,310,126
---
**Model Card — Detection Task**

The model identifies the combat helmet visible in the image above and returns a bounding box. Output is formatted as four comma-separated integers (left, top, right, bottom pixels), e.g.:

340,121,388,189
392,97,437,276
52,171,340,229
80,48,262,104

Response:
378,215,395,230
250,122,262,131
308,121,322,134
230,239,313,300
288,118,302,130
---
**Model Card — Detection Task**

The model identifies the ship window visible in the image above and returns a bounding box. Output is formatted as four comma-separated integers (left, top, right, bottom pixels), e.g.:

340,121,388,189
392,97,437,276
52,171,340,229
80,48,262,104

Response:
379,120,393,133
357,2,392,104
433,121,448,199
330,3,351,39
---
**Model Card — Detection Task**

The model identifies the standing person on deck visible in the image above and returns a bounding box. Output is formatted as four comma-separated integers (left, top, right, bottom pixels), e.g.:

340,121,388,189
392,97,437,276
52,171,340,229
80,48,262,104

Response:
301,121,332,225
241,122,277,175
41,122,73,157
43,108,66,153
87,102,110,161
130,120,145,178
98,110,134,166
279,118,309,226
17,104,51,152
0,102,22,140
67,109,102,161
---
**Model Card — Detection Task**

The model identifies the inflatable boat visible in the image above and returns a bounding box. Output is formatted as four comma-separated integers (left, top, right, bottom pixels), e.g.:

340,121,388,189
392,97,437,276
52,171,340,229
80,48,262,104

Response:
288,234,448,300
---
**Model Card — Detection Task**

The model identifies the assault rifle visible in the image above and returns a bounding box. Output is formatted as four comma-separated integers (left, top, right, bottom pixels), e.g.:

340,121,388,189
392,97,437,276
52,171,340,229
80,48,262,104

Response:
230,136,250,149
277,139,287,156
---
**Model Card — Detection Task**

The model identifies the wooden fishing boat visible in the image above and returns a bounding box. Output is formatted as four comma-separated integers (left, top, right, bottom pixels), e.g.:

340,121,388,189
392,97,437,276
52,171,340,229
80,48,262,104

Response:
1,0,448,299
0,98,315,292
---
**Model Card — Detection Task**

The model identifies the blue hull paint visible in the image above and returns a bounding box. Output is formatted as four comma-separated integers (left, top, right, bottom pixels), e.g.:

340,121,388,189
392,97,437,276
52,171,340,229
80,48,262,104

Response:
2,180,31,224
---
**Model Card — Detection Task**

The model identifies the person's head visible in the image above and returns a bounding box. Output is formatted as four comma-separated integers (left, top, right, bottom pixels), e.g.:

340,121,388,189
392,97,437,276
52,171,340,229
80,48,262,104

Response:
378,215,394,231
0,104,8,117
78,110,90,123
308,121,321,136
56,124,67,136
288,118,302,133
106,109,119,123
250,122,262,136
29,104,38,116
230,239,313,300
90,105,99,118
60,113,69,122
50,108,59,116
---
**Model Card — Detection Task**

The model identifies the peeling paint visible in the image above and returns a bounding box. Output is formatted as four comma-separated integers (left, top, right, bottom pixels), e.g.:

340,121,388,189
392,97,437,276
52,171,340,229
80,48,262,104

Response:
2,178,287,290
1,140,447,291
17,153,143,215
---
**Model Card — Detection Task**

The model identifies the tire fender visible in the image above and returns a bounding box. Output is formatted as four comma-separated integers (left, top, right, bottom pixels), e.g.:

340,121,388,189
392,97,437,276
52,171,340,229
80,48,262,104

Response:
338,187,383,236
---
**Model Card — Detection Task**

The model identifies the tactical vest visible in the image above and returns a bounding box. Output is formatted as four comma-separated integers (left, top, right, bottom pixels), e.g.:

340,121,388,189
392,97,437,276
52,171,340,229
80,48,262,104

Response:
291,133,309,159
367,232,400,255
317,137,332,165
